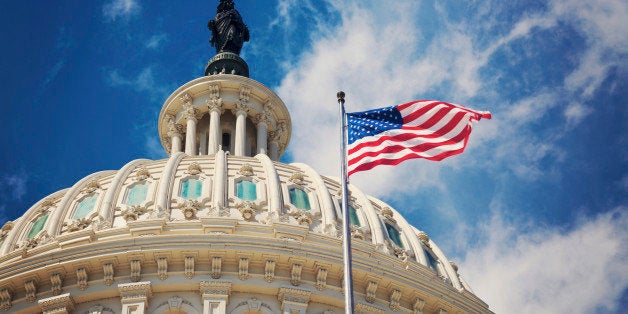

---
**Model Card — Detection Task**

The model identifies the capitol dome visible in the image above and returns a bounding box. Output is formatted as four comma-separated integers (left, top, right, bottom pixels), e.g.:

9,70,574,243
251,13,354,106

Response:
0,2,491,313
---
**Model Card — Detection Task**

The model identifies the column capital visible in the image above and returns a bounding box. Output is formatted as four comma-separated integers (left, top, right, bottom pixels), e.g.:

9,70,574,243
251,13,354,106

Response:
167,122,183,138
183,103,201,122
206,97,224,113
38,293,75,314
232,101,250,116
180,92,193,105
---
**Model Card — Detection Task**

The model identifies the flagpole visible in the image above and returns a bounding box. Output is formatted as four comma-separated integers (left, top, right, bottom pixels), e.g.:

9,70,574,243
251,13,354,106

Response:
337,91,355,314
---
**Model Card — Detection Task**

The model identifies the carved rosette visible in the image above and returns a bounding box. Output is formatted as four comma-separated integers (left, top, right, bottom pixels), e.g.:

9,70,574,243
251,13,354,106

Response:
289,172,305,185
121,205,148,222
179,200,201,220
289,209,313,227
381,207,395,222
237,201,257,221
83,180,101,194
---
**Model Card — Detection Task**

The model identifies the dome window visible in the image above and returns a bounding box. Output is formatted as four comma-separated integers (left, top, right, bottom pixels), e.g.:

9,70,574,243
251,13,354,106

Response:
27,214,49,239
181,178,203,199
289,187,310,210
426,250,440,273
73,195,97,219
237,179,257,201
126,183,148,206
349,206,360,226
385,222,403,248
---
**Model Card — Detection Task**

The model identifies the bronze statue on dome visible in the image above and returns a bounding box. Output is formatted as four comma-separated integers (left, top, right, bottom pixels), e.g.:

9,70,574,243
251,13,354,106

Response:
208,0,250,55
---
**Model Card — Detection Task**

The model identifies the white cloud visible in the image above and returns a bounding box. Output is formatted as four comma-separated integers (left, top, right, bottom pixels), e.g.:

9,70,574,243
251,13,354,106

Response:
107,67,169,100
564,102,593,127
103,0,140,21
460,207,628,314
145,34,168,50
1,173,28,200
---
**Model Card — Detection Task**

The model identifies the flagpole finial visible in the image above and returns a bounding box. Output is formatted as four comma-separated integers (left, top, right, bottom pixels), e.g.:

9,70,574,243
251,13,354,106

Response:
337,91,345,104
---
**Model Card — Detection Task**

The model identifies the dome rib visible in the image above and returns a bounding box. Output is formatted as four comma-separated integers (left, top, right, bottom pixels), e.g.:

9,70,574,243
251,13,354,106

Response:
156,152,186,213
254,153,282,217
101,159,152,227
291,162,337,236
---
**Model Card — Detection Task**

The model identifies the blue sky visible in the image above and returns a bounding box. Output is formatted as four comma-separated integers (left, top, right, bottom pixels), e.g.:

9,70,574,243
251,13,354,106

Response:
0,0,626,313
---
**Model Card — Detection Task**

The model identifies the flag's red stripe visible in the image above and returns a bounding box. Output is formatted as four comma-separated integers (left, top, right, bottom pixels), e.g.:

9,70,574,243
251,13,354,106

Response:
348,125,472,167
400,101,446,124
348,111,468,155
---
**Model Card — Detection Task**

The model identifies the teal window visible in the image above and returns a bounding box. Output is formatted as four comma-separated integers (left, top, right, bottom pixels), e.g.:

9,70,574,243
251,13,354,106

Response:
385,223,403,248
236,180,257,201
126,183,148,206
426,251,439,272
73,195,97,219
289,188,311,210
181,178,202,199
349,206,360,226
27,214,49,239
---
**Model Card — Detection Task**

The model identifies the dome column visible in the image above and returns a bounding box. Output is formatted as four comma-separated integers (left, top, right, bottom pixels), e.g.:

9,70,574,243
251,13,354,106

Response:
233,87,251,156
182,94,199,156
268,122,284,161
207,86,223,155
255,107,271,155
167,115,184,153
200,281,231,314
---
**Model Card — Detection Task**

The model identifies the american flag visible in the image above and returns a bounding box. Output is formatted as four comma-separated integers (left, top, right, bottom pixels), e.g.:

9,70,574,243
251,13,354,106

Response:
347,100,491,176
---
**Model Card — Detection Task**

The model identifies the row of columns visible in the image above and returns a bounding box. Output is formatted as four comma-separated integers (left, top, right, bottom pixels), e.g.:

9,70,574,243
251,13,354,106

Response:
166,97,282,160
35,282,312,314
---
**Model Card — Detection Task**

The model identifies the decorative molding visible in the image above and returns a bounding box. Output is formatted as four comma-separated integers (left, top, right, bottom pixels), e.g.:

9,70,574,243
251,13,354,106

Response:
130,260,141,282
211,256,222,279
199,281,231,296
186,162,202,175
355,303,386,314
76,268,88,291
351,225,366,240
121,205,149,222
365,280,378,303
381,207,395,223
38,293,74,314
50,273,63,296
389,289,402,311
64,217,92,233
157,257,168,280
278,287,311,305
184,256,195,279
103,263,114,286
315,268,328,291
238,164,254,176
437,309,449,314
289,209,313,227
450,261,459,273
264,260,276,283
180,92,193,105
0,288,12,311
238,258,250,280
134,166,151,181
0,221,13,240
290,263,303,286
24,279,37,303
289,172,305,185
412,298,426,314
417,231,430,247
82,180,101,194
118,281,152,305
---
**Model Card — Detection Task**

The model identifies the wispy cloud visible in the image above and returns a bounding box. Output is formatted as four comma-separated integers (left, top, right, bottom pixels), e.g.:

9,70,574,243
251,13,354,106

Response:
460,206,628,313
103,0,140,21
145,34,168,50
107,66,169,100
1,173,28,201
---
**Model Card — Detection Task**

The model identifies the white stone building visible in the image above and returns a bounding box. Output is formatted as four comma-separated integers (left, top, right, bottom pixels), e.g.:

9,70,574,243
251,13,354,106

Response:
0,1,492,313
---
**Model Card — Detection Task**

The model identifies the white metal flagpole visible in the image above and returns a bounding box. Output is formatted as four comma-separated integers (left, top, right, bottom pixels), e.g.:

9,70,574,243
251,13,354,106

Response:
337,91,355,313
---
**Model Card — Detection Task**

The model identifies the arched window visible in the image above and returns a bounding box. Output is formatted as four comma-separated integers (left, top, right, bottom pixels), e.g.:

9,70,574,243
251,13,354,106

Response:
27,214,49,239
73,195,97,219
181,178,202,199
126,183,148,206
385,222,403,248
236,180,257,201
349,205,360,226
289,188,310,210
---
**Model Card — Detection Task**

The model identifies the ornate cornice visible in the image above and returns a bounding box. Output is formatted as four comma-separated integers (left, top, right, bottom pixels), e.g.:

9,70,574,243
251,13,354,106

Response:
278,287,311,305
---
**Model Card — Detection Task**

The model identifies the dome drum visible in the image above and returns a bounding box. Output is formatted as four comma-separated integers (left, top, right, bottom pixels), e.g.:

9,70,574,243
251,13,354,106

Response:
0,154,488,313
158,75,291,161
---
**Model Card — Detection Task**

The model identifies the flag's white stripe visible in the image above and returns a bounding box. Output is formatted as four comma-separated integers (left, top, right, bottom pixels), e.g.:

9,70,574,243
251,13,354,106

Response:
348,115,472,156
348,140,466,173
397,100,437,116
400,103,451,126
